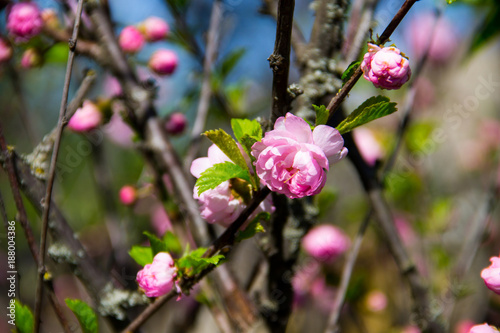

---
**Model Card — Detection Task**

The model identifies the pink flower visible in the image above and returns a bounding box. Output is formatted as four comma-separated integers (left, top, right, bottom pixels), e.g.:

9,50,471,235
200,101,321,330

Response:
20,48,41,68
165,112,187,135
361,43,411,90
119,185,137,206
251,113,347,199
455,320,476,333
67,100,102,132
302,225,350,262
136,252,177,297
481,256,500,294
119,26,145,54
469,324,499,333
190,144,274,227
365,290,388,312
7,2,43,42
140,17,169,42
407,12,458,64
0,38,12,64
149,49,178,76
353,127,383,166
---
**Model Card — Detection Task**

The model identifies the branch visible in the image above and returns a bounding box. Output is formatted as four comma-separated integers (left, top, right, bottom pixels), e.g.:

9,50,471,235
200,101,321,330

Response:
185,0,224,167
269,0,295,124
34,1,86,329
326,0,418,117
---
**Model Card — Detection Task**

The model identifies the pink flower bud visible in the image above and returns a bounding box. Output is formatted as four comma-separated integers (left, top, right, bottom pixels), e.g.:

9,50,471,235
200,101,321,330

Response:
251,113,347,199
165,112,187,135
7,3,43,42
0,38,12,64
136,252,177,297
140,17,169,42
469,324,499,333
365,290,387,312
119,185,137,206
481,256,500,294
119,26,145,54
20,48,41,68
361,43,411,90
149,49,178,76
67,100,103,132
302,225,350,262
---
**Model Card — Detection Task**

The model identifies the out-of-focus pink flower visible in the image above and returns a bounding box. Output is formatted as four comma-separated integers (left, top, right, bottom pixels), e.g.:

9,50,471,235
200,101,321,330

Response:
407,12,458,64
456,320,476,333
7,2,43,42
68,100,102,132
469,324,499,333
140,17,169,42
365,290,388,312
104,75,122,97
119,26,145,54
149,49,178,76
251,113,347,199
413,77,435,110
481,256,500,294
41,8,59,29
20,48,41,68
361,43,411,90
119,185,137,206
104,103,134,147
309,277,336,313
353,127,383,166
395,216,417,246
151,204,173,236
0,38,12,64
165,112,187,135
136,252,177,297
191,144,274,227
302,225,350,262
402,326,421,333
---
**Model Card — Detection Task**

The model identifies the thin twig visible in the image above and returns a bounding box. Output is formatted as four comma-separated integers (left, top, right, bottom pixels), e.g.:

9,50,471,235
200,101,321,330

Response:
34,1,86,331
269,0,295,124
326,0,418,117
185,0,224,167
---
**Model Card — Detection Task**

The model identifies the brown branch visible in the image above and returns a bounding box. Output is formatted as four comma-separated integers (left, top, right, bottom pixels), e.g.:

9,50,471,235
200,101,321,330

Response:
185,0,224,167
35,1,86,330
326,0,418,117
269,0,295,124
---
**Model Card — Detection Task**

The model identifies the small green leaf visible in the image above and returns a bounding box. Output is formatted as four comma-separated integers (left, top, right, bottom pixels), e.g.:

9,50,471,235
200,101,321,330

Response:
196,162,250,195
163,231,183,255
235,212,270,242
177,248,225,277
143,232,167,256
341,61,361,85
336,96,397,134
44,43,69,64
65,299,98,333
14,300,34,333
231,118,262,143
129,246,154,266
313,104,329,126
203,129,249,172
219,48,246,79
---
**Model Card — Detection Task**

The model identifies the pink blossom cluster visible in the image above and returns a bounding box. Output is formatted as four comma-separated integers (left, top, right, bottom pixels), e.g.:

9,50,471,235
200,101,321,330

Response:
67,100,103,132
136,252,177,297
302,225,350,262
361,43,411,90
251,113,347,199
190,144,274,227
6,2,43,42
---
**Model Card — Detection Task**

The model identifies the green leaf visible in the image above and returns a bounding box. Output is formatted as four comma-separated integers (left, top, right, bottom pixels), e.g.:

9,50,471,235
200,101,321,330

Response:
196,162,250,195
163,231,183,255
14,300,34,333
177,248,225,277
341,61,361,85
128,246,154,266
203,129,249,172
469,5,500,53
336,96,397,134
65,299,98,333
143,232,167,256
219,48,246,79
44,43,69,64
235,212,270,242
313,104,329,126
231,118,262,143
